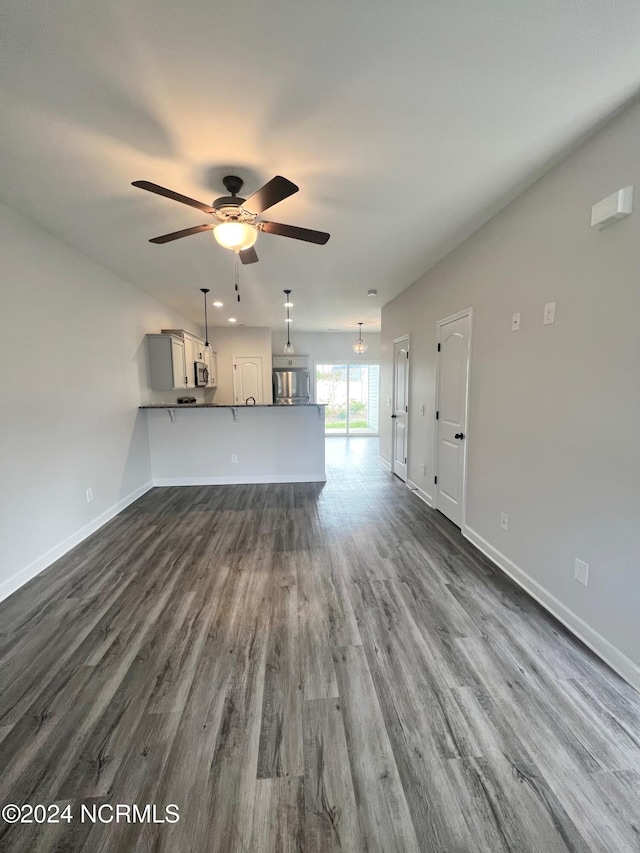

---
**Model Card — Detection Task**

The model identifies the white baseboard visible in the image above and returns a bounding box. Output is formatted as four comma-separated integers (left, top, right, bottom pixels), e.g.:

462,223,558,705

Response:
152,474,326,486
0,480,154,605
407,479,433,507
463,525,640,694
379,456,392,472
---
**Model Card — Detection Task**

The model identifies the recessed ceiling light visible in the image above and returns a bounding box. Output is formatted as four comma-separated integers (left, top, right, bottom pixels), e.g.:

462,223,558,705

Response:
367,289,378,297
228,317,237,323
213,300,223,307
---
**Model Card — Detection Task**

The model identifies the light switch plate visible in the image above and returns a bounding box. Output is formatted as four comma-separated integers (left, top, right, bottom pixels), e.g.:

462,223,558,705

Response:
512,312,521,331
544,302,556,325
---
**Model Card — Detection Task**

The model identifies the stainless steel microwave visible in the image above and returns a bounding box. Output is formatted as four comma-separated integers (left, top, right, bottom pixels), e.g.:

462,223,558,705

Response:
194,361,209,387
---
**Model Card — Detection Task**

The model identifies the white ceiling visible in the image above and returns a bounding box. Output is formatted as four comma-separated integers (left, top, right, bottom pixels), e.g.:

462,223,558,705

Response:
1,1,639,333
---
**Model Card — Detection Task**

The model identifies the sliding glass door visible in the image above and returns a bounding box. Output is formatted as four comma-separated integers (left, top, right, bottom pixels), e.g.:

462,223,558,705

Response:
316,364,379,435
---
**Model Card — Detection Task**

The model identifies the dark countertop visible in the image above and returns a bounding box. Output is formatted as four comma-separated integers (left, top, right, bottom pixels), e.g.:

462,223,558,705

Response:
139,403,326,409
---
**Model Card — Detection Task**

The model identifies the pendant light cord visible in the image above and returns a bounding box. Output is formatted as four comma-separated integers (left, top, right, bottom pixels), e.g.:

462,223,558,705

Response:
200,287,210,347
283,289,294,354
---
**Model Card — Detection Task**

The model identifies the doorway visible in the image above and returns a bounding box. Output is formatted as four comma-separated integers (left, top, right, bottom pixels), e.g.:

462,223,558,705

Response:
392,336,410,481
233,356,264,404
434,309,472,528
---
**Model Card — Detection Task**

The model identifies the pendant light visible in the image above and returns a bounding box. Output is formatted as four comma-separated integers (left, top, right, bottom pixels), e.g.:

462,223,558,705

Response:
283,289,294,354
200,287,210,346
352,322,368,354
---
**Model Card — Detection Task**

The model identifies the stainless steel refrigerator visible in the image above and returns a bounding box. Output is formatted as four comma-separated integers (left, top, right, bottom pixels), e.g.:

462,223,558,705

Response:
273,367,311,405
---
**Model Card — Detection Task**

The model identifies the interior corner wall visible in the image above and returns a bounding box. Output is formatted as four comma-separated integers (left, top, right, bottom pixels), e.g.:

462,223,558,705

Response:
206,326,273,404
380,99,640,688
0,202,198,601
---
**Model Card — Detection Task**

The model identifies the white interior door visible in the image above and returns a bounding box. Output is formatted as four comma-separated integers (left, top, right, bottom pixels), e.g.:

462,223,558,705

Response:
233,356,263,404
435,311,471,527
392,338,409,481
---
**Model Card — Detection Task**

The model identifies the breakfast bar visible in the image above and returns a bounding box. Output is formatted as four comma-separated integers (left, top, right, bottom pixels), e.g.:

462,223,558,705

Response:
140,403,326,484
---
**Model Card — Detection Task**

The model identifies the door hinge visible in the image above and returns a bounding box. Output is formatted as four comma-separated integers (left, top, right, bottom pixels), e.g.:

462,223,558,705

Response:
405,405,408,413
406,350,409,359
405,457,407,464
434,475,438,485
437,343,441,352
436,410,439,420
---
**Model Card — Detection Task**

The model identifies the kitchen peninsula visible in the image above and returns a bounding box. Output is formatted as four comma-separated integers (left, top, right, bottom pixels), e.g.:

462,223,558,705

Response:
140,403,326,484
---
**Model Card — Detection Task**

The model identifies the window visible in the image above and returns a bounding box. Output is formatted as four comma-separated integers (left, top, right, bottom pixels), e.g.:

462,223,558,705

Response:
316,363,380,435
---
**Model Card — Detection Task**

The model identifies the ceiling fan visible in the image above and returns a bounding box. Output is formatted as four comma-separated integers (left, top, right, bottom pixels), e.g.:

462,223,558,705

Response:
132,174,330,264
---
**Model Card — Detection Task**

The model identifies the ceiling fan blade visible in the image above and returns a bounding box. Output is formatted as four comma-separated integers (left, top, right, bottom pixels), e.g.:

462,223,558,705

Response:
259,220,330,245
132,181,216,215
242,176,298,214
239,246,259,264
149,224,213,244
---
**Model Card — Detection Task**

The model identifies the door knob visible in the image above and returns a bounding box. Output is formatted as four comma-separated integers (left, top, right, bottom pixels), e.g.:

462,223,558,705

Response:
391,414,397,419
454,432,465,440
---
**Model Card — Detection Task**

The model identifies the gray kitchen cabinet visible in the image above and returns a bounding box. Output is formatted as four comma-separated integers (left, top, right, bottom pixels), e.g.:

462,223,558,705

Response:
182,334,197,388
146,334,188,390
204,347,218,387
161,329,212,388
272,355,309,369
192,338,207,362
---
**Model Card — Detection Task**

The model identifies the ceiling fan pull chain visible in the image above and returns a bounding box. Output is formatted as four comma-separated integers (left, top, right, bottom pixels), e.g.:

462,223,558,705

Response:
234,254,241,302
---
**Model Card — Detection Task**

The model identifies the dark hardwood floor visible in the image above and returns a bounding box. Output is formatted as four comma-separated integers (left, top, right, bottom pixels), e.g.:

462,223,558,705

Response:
1,438,639,852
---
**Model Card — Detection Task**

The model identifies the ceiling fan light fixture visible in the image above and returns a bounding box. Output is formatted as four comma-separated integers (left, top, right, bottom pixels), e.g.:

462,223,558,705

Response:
213,221,258,252
352,322,368,354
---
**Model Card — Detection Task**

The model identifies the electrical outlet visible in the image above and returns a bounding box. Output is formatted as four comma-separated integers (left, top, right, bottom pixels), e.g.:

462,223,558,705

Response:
86,488,93,503
500,512,508,530
574,558,589,586
544,302,556,325
231,454,238,463
512,312,521,331
420,463,426,475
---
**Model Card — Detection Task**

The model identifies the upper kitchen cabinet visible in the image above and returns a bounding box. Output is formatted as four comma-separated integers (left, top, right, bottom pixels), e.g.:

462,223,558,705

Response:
204,346,218,387
183,334,196,380
192,337,207,363
273,355,309,369
147,334,188,390
161,329,212,388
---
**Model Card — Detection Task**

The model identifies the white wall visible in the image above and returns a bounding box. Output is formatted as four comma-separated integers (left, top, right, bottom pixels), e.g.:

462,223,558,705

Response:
0,202,200,600
206,326,273,404
146,406,326,484
380,100,640,689
271,330,380,365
